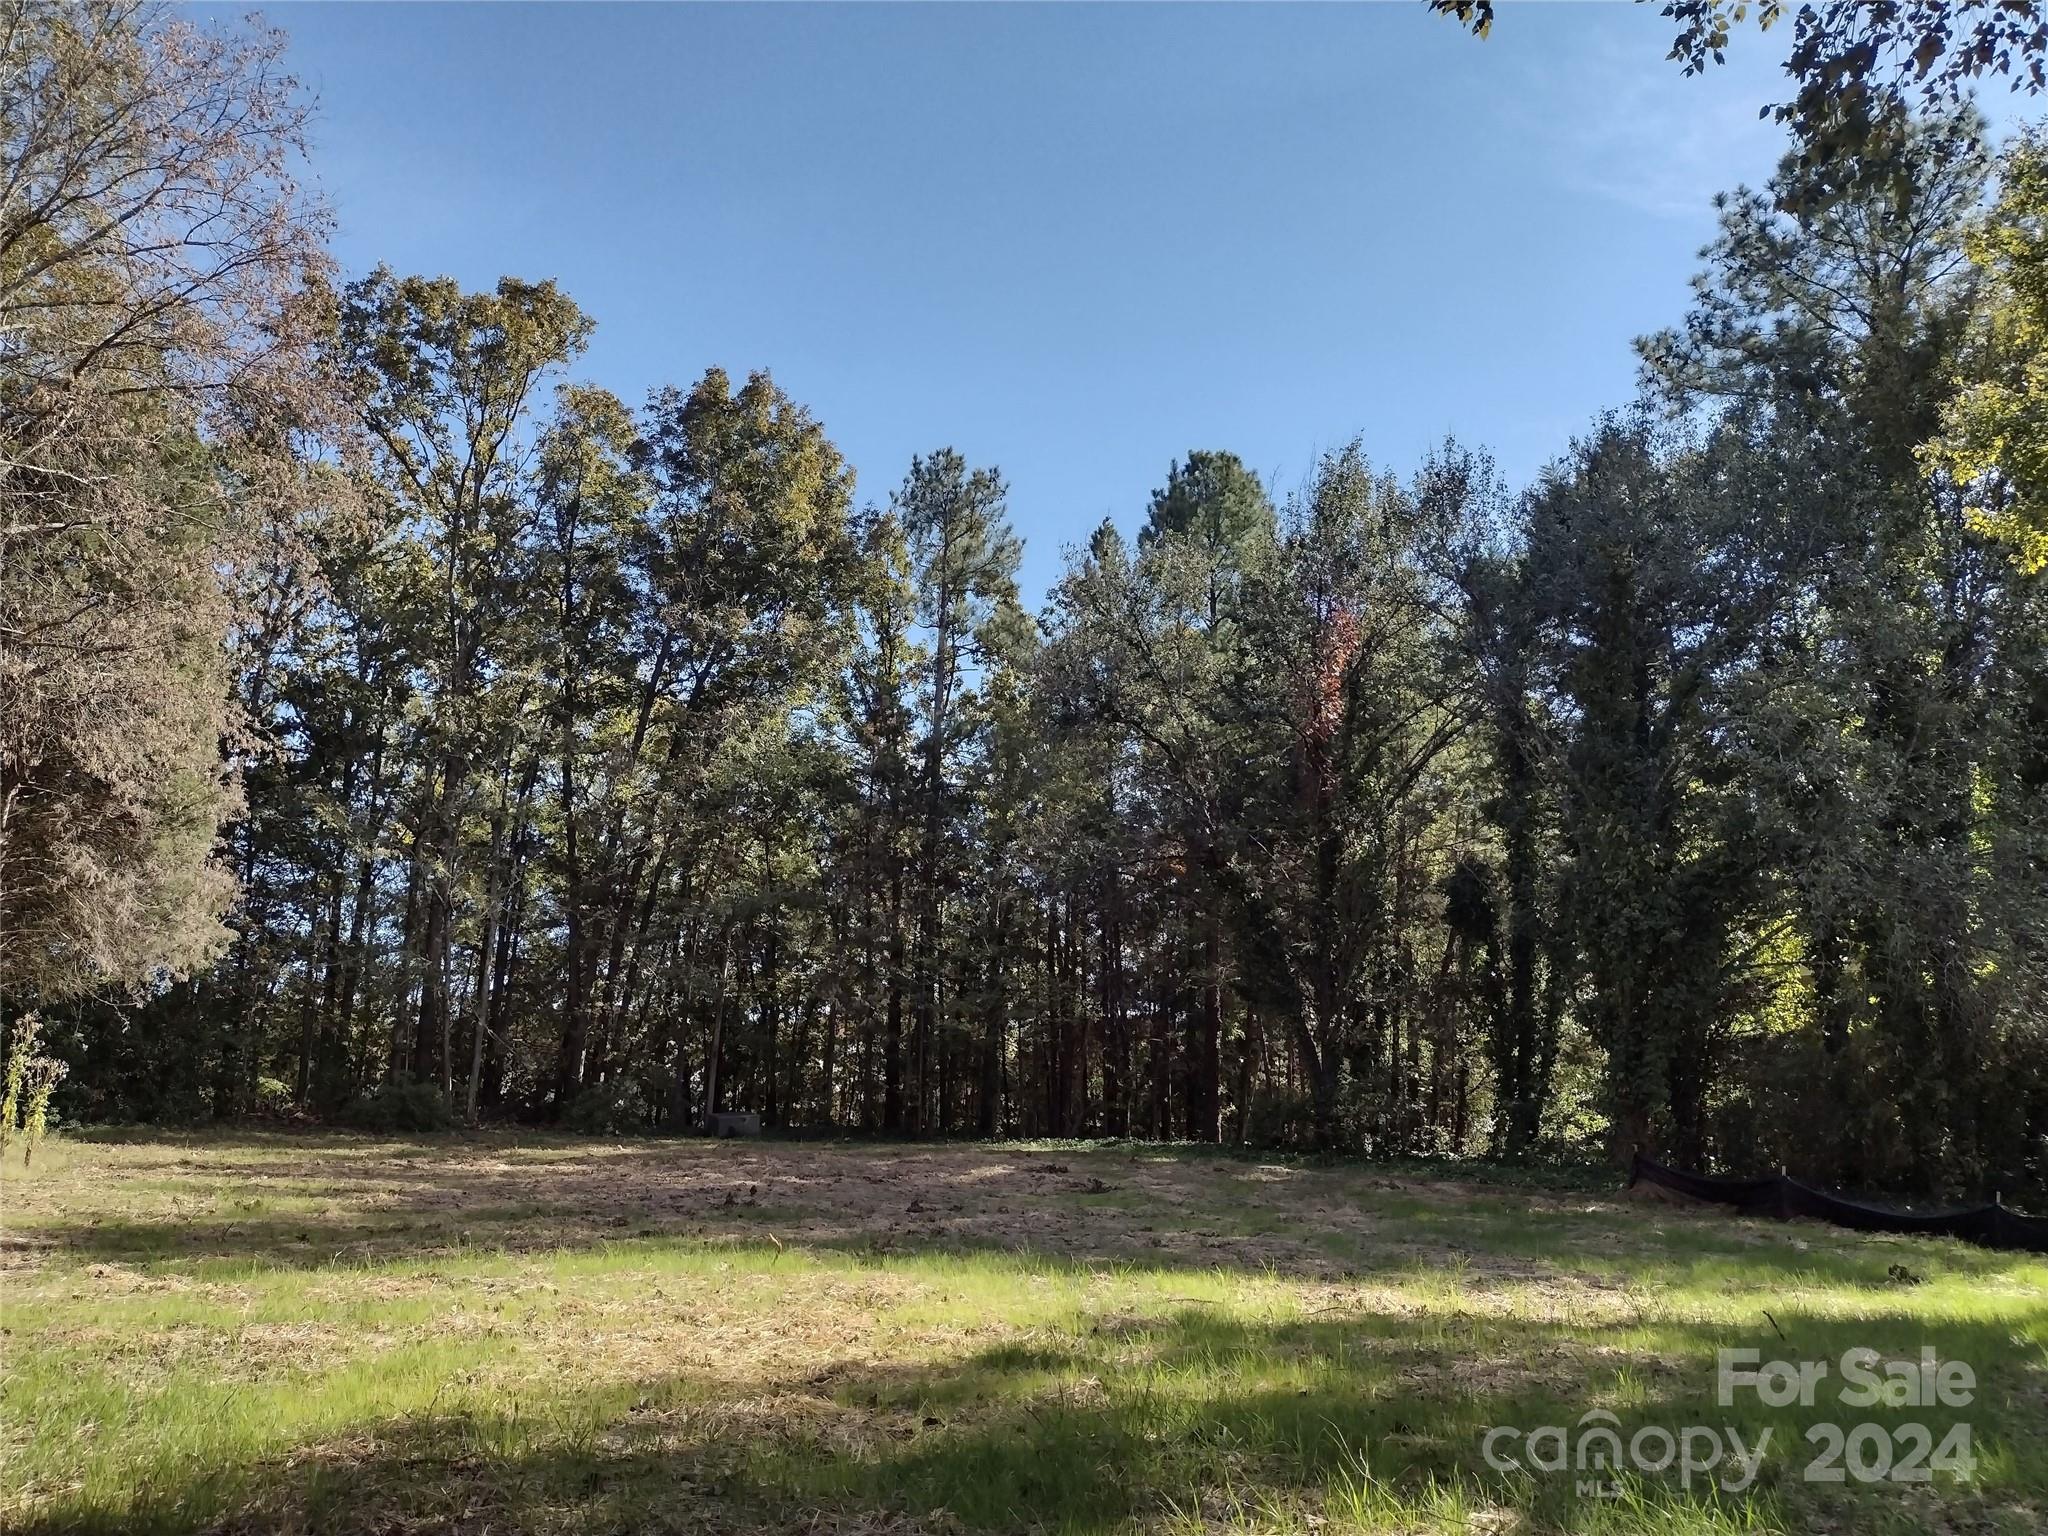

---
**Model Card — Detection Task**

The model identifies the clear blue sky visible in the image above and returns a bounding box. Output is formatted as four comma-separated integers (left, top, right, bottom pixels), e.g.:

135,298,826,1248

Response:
242,3,2023,603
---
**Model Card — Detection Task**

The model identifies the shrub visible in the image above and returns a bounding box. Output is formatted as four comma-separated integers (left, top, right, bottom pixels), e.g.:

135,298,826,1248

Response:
565,1079,649,1136
1241,1087,1317,1150
0,1016,36,1152
252,1075,295,1118
2,1014,68,1164
340,1078,451,1133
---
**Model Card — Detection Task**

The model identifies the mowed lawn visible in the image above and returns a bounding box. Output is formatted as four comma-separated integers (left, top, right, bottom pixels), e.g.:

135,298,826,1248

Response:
2,1134,2043,1535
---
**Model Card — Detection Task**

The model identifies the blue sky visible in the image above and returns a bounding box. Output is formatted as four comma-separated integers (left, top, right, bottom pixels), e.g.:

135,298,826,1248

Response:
250,3,2024,602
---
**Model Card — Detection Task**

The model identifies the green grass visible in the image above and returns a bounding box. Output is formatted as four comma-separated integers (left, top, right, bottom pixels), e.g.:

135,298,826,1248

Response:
1,1132,2042,1533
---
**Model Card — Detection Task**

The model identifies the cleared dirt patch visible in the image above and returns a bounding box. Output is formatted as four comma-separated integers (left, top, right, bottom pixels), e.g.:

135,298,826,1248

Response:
0,1133,1629,1282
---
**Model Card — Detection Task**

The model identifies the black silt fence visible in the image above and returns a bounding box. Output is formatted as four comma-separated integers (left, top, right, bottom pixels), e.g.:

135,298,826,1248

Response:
1628,1154,2048,1256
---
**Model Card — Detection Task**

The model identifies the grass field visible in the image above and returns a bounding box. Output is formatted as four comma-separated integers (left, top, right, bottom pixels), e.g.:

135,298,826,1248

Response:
1,1133,2043,1534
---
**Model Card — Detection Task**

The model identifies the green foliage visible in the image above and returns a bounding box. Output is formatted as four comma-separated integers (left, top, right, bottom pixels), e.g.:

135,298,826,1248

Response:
252,1076,296,1118
340,1080,453,1134
12,0,2044,1205
0,0,332,1002
1927,128,2048,572
18,1054,65,1163
2,1013,67,1164
1519,419,1767,1159
0,1012,38,1155
1631,108,2048,1193
563,1080,650,1136
1139,449,1275,558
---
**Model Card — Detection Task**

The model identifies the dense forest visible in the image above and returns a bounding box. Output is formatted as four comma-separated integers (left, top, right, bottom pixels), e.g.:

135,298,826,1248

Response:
6,2,2048,1201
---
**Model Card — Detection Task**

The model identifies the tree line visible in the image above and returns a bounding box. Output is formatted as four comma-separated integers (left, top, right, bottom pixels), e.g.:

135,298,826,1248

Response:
4,2,2046,1199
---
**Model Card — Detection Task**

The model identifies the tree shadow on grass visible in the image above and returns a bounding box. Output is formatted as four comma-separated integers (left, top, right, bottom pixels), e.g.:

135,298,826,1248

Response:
13,1304,2044,1535
15,1204,2034,1307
